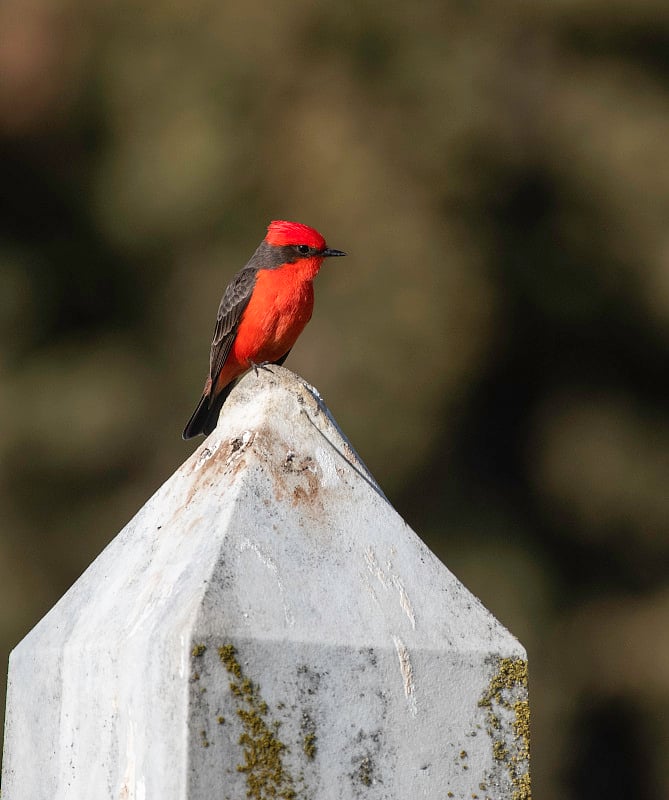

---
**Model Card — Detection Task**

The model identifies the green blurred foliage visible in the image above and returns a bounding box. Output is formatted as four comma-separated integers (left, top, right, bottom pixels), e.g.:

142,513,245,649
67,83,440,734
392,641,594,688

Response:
2,1,669,798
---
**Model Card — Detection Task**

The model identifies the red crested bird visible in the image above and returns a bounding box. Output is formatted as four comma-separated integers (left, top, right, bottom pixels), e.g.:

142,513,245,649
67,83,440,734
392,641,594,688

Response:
183,220,346,439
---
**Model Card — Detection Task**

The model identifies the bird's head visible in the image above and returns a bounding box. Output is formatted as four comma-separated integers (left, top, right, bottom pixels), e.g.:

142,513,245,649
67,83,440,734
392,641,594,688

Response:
265,220,346,261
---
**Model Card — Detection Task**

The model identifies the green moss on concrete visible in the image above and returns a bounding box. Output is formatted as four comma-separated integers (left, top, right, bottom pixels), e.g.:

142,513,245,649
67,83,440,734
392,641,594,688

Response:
218,643,295,800
218,644,242,679
493,741,508,761
357,756,373,787
479,657,531,800
513,699,531,764
513,773,532,800
303,732,316,760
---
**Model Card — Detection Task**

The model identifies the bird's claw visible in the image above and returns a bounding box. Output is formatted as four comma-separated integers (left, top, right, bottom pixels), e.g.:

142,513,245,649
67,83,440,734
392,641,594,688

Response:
249,360,273,376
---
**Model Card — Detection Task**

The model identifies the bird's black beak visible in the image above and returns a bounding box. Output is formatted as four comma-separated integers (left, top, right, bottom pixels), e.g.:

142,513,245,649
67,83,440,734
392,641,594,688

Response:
320,248,347,258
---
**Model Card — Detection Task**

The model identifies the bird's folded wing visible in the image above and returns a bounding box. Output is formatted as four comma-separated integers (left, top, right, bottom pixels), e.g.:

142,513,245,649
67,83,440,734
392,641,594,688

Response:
209,267,257,381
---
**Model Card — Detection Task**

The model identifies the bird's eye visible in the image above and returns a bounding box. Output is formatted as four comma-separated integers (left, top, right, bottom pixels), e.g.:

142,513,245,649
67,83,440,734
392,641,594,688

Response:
296,244,310,255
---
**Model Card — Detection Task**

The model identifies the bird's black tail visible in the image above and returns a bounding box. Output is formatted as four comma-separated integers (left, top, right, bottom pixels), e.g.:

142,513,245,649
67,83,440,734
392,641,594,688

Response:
182,383,235,440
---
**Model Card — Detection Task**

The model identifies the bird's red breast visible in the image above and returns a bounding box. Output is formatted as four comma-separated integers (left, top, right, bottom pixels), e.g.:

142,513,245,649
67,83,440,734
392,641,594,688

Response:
221,264,316,378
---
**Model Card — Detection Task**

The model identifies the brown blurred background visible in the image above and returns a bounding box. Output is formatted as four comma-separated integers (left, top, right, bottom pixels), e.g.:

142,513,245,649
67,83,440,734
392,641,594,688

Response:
2,1,669,797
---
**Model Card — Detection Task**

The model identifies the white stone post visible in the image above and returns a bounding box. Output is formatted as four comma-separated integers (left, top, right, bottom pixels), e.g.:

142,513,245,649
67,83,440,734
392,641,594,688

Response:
1,367,530,800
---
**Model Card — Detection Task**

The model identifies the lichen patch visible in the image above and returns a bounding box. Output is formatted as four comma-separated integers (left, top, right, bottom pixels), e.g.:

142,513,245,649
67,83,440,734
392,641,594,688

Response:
479,657,531,800
217,644,295,800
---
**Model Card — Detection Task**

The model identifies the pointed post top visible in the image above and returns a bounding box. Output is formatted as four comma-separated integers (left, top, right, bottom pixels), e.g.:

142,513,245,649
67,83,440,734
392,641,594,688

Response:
2,366,529,800
188,365,385,502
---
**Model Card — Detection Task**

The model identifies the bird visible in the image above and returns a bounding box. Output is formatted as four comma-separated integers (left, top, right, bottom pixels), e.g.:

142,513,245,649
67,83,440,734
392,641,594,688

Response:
182,220,346,439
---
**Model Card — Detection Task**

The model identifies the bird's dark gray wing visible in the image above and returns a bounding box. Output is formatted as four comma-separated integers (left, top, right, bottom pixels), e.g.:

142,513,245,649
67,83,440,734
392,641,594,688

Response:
209,267,258,382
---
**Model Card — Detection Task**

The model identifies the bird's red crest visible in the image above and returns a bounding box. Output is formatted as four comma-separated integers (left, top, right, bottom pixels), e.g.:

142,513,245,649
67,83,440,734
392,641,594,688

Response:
265,220,326,251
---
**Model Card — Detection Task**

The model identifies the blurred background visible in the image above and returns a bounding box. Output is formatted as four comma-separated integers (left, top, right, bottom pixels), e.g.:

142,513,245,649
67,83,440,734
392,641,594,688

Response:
1,0,669,797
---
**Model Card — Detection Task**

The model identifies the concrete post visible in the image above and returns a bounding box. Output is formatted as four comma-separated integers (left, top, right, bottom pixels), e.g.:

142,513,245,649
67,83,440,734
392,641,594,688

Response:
1,367,530,800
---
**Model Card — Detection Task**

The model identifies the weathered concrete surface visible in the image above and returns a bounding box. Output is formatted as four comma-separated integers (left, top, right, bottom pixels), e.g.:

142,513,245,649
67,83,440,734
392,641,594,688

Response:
2,367,530,800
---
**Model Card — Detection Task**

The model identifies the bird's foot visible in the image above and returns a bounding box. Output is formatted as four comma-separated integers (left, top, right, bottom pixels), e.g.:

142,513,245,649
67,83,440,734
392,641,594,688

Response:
249,360,273,376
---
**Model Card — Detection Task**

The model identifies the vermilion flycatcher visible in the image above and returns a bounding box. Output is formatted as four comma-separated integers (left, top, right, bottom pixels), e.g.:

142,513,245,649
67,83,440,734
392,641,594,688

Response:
183,220,346,439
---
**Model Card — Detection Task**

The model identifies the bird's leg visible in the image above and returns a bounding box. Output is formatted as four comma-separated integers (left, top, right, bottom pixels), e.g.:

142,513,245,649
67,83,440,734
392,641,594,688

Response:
249,360,274,376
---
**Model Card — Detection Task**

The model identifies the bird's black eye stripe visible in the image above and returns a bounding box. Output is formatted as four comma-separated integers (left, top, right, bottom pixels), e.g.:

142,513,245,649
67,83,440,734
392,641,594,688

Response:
296,244,310,255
